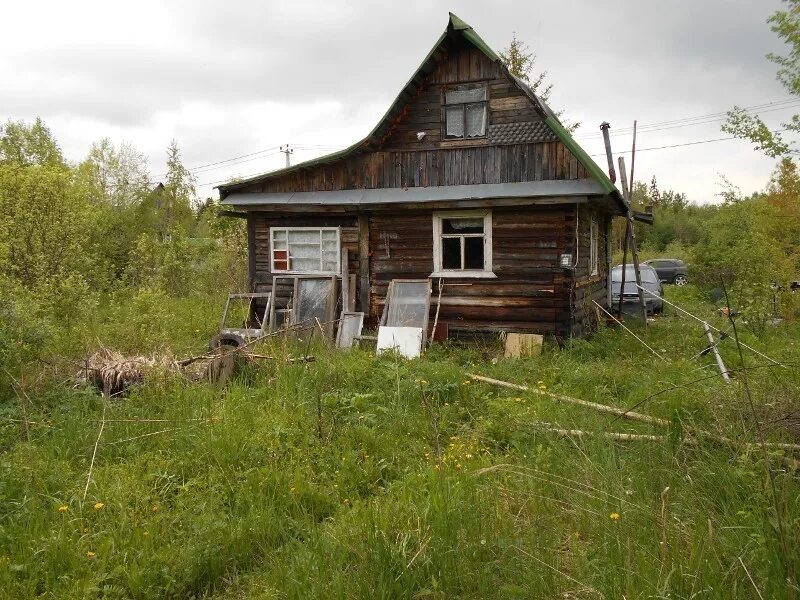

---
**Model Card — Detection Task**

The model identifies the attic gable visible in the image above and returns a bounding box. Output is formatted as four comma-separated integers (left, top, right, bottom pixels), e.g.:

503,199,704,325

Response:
378,36,559,150
219,13,622,207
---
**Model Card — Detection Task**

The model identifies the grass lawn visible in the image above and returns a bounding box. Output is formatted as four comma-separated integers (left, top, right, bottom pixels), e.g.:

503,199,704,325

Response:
1,286,798,599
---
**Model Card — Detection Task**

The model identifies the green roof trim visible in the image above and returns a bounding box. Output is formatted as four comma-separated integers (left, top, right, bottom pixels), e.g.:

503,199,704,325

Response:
219,12,625,212
545,116,617,196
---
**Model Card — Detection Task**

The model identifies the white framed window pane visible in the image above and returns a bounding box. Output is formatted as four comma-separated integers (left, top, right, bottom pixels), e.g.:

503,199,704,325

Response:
445,106,464,137
290,243,321,259
273,230,287,241
386,281,429,328
273,239,287,250
321,230,337,241
442,217,483,234
288,230,320,244
446,86,486,103
465,103,487,137
442,237,461,269
291,257,320,271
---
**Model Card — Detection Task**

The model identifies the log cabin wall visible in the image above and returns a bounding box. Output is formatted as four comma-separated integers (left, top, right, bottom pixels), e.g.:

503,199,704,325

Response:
246,204,588,340
369,205,577,338
569,204,610,337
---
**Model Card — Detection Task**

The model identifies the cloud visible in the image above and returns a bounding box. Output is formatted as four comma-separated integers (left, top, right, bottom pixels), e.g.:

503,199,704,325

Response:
0,0,792,202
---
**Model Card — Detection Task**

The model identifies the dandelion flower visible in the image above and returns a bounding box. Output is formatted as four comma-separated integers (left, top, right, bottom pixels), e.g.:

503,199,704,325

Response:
151,505,159,513
93,502,104,511
86,551,96,558
58,505,69,513
609,512,621,521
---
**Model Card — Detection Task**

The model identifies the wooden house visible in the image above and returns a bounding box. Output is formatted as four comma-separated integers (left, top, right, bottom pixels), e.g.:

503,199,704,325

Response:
219,13,627,340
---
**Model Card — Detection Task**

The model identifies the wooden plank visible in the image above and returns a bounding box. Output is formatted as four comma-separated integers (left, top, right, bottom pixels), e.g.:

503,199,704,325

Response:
358,214,370,315
247,214,257,291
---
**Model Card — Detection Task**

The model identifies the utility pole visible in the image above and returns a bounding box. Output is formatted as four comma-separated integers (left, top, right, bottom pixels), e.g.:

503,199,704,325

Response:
280,144,293,168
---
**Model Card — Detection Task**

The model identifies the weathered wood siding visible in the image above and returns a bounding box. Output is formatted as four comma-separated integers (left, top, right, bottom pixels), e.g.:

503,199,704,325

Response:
369,206,577,337
238,143,586,194
570,205,610,337
247,204,601,339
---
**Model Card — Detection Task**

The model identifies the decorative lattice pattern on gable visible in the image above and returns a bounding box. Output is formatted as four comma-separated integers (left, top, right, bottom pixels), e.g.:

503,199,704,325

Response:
488,121,559,145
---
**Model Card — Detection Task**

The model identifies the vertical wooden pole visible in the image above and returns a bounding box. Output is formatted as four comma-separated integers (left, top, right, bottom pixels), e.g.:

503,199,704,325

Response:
246,213,257,292
617,156,648,323
358,214,370,318
704,322,731,383
340,246,349,316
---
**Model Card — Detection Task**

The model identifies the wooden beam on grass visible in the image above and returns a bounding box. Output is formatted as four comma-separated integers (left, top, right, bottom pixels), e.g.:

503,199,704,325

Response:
469,373,670,427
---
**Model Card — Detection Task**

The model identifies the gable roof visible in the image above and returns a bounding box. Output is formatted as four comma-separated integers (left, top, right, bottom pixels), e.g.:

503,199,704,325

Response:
218,13,625,210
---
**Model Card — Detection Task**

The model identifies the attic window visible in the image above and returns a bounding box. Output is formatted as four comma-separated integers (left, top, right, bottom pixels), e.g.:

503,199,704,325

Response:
443,84,488,138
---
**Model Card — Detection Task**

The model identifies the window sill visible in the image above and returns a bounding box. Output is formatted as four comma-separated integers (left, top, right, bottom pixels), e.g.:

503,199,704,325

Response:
429,271,497,279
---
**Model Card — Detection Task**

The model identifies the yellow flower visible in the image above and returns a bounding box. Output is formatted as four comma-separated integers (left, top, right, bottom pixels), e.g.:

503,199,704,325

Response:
86,551,96,558
58,505,69,513
151,505,159,513
93,502,104,511
418,379,428,385
609,512,621,521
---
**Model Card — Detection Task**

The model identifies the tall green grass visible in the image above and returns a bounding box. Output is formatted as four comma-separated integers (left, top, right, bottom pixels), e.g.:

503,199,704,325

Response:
0,286,798,598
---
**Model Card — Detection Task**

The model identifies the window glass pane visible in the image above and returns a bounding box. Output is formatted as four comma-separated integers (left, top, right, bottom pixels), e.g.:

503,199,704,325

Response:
442,217,483,234
442,237,461,269
321,230,337,241
464,237,484,270
445,106,465,138
273,239,287,250
291,257,320,271
273,230,287,241
445,85,487,103
386,281,429,328
288,230,319,244
294,278,333,326
465,103,487,137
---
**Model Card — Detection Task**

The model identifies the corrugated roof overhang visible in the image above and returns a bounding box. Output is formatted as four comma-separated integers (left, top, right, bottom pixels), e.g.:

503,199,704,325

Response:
221,179,609,208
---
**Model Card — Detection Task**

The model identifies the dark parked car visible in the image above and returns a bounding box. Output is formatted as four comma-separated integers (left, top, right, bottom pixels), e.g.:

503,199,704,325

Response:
644,258,689,285
611,264,664,314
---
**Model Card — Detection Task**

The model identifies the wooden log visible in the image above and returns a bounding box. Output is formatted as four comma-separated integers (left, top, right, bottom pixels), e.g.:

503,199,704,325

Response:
469,373,670,427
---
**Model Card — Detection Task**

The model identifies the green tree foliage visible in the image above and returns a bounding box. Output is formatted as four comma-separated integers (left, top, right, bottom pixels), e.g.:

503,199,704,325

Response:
499,33,580,132
77,137,151,208
162,139,196,234
0,164,90,287
0,118,65,167
723,0,800,157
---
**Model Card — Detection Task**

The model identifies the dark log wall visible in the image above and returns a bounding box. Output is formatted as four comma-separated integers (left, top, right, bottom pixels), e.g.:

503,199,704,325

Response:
570,204,610,337
369,206,577,337
247,204,599,339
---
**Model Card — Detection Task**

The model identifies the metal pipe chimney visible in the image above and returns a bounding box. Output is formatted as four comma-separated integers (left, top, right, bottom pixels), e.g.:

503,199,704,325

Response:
599,122,616,184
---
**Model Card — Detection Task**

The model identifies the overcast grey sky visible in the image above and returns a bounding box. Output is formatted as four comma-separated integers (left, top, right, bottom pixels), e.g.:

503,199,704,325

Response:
1,0,794,203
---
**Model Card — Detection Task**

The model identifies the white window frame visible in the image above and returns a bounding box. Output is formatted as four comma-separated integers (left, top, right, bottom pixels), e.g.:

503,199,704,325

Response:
443,83,489,139
431,211,495,278
589,216,599,276
269,226,341,275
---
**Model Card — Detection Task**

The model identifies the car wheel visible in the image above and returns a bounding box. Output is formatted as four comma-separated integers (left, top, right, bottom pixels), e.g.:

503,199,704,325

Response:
674,274,688,286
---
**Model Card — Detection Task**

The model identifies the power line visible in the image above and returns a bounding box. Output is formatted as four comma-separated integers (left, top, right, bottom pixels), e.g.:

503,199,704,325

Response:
588,128,792,157
573,98,800,140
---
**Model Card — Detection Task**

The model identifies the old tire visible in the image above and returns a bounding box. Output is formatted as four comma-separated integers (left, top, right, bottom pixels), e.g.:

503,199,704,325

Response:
674,274,688,286
209,333,245,350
